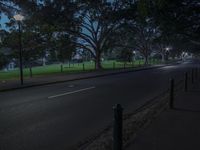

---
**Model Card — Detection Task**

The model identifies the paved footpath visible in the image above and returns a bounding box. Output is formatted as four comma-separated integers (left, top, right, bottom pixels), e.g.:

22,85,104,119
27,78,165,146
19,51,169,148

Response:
126,82,200,150
0,65,165,92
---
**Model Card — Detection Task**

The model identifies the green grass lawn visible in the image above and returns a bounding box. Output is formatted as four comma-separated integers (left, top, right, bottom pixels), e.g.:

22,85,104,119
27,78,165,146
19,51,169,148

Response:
0,59,162,81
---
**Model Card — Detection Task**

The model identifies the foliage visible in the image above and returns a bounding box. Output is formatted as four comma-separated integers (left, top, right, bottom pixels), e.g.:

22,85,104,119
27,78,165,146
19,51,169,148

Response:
72,0,123,69
0,49,9,69
0,0,199,70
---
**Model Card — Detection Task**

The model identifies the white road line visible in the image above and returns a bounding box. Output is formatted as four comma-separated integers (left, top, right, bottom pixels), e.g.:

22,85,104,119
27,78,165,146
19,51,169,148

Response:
48,86,96,99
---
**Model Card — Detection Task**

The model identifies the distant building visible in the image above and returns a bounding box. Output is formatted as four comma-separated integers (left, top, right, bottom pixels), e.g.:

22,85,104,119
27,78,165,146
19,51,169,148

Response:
4,61,16,71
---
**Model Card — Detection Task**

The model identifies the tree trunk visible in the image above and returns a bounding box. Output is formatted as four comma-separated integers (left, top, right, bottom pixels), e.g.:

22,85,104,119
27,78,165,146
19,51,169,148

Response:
60,63,63,73
42,57,46,66
144,56,148,65
95,52,102,70
161,53,165,62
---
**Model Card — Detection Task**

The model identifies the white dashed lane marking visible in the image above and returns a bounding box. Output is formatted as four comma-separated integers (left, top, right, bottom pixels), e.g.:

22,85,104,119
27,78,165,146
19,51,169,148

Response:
48,86,96,99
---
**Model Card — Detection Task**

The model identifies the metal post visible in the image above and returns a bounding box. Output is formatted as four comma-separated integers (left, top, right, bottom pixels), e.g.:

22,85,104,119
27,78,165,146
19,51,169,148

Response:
195,68,198,80
113,62,116,69
192,69,194,84
113,104,123,150
83,63,85,71
18,22,24,85
29,66,32,78
198,67,200,80
184,72,188,92
61,64,63,73
170,78,174,109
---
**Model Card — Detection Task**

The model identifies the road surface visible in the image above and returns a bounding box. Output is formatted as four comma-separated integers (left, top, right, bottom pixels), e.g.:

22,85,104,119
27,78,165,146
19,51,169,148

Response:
0,60,197,150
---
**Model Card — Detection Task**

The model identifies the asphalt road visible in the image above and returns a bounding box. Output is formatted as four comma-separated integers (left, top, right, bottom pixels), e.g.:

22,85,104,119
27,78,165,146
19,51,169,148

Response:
0,60,198,150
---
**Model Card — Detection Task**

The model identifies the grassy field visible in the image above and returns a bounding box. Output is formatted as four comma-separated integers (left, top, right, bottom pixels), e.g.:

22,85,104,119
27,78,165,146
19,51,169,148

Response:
0,59,161,80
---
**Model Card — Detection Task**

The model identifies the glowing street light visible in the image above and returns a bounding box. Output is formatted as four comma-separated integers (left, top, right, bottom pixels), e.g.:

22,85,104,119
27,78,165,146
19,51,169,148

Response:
165,47,170,52
14,14,24,85
14,14,24,21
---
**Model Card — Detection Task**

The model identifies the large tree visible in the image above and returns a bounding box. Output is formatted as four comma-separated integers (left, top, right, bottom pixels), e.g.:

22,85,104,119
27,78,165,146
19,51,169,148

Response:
152,0,200,50
37,0,79,63
115,0,159,64
4,0,79,66
0,50,8,69
73,0,123,69
123,0,200,60
0,29,9,69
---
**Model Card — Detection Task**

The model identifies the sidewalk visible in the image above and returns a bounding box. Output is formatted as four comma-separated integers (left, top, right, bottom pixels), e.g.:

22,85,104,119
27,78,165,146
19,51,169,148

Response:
126,82,200,150
0,64,165,92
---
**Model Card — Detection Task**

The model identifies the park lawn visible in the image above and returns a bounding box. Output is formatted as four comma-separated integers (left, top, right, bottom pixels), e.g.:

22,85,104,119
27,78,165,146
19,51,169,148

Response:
0,60,151,81
0,62,94,80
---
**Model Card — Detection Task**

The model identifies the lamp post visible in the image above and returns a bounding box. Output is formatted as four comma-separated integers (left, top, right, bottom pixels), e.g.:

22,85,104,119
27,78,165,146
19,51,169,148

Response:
165,47,170,61
14,14,24,85
133,51,136,61
132,50,136,67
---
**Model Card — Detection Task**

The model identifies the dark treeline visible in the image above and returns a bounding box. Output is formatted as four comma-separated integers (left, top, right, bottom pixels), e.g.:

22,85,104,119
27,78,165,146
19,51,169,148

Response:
0,0,199,69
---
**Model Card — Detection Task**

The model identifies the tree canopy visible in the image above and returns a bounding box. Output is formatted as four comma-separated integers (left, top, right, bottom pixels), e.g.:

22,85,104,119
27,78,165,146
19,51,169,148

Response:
0,0,199,69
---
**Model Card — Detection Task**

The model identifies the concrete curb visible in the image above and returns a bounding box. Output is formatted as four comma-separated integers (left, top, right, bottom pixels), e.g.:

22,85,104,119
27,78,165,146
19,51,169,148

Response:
0,64,174,92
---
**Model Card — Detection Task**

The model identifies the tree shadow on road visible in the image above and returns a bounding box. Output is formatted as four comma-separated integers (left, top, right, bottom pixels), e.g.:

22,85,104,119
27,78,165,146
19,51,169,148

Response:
173,107,200,113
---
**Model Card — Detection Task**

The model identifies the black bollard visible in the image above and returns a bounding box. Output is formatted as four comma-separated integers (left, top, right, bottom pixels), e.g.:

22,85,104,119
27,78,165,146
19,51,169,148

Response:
198,67,200,80
170,78,174,109
184,72,188,92
192,69,194,84
195,68,198,80
113,104,123,150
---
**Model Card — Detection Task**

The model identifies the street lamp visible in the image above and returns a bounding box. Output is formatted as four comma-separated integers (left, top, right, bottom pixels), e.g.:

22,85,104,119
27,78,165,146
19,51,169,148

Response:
165,47,170,52
14,14,24,85
165,47,170,61
133,50,136,61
